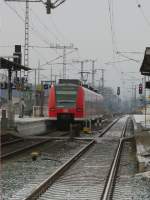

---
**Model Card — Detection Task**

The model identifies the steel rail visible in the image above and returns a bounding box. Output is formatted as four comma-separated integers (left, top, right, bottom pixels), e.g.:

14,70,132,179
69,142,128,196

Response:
1,138,23,147
101,118,129,200
1,139,54,160
23,140,95,200
98,117,120,137
22,117,121,200
1,131,70,160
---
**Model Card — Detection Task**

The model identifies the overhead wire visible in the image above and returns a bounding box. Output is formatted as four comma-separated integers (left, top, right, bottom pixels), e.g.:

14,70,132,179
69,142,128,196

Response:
16,4,56,46
50,15,72,44
104,59,138,65
116,51,143,54
31,46,48,62
15,3,79,69
135,0,150,29
117,52,141,63
107,0,121,74
30,8,61,43
30,15,54,45
6,2,61,54
40,49,76,67
5,1,25,22
5,1,68,71
4,1,84,79
5,2,48,45
53,0,66,8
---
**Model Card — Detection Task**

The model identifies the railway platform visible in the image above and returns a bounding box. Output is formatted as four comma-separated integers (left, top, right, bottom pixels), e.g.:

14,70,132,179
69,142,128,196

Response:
0,115,51,137
133,114,150,173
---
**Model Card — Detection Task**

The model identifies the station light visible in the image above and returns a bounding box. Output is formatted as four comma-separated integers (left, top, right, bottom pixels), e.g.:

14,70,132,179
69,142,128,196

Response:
139,83,143,94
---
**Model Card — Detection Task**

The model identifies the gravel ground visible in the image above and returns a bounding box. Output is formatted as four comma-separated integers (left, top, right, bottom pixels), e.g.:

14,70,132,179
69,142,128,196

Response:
103,116,128,138
112,120,150,200
131,175,150,199
2,139,88,200
2,116,150,199
37,139,119,200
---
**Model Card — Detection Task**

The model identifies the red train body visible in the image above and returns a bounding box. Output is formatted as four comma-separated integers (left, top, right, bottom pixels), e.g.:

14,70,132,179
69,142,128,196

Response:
48,80,103,123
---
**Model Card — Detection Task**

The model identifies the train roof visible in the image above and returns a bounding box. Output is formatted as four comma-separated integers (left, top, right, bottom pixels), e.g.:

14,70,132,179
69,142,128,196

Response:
57,79,103,97
58,79,81,85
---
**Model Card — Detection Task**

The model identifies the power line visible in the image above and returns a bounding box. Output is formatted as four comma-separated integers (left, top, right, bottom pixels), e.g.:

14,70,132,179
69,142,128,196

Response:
30,16,55,45
5,1,25,22
116,51,143,54
104,59,137,65
45,44,77,79
116,52,141,63
31,47,48,62
107,0,121,75
17,4,59,46
30,8,61,43
73,60,91,83
5,3,48,47
108,0,117,54
136,0,150,29
5,2,63,62
39,49,76,67
50,16,71,44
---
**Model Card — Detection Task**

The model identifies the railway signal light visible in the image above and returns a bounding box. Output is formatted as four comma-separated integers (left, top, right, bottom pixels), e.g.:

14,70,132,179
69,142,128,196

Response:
139,83,143,94
13,45,22,65
117,87,120,95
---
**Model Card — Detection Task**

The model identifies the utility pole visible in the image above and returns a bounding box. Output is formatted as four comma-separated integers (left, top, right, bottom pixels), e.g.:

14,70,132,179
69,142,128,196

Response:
47,44,77,79
38,60,40,84
144,76,147,127
5,0,67,70
91,60,96,88
101,69,104,91
80,61,84,82
134,85,136,108
73,60,91,83
63,46,66,79
50,65,53,83
24,0,29,69
85,59,96,87
5,0,39,69
97,69,105,94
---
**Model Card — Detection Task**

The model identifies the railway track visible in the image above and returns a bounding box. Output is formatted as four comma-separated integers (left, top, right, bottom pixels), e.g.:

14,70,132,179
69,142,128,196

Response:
1,131,69,160
101,119,128,200
111,140,137,200
1,134,23,146
1,118,118,160
1,138,23,147
10,116,129,200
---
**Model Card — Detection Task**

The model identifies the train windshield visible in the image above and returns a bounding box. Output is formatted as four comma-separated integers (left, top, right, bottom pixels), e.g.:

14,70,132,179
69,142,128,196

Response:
55,85,78,108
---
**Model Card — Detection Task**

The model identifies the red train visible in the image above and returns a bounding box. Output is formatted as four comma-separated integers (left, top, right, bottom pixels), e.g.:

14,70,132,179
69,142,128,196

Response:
48,79,104,126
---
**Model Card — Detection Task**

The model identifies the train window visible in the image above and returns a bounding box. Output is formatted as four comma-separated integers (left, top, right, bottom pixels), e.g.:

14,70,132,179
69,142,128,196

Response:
55,85,78,108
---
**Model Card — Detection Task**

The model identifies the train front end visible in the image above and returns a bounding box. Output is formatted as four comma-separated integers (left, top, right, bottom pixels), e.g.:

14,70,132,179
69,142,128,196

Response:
48,80,84,126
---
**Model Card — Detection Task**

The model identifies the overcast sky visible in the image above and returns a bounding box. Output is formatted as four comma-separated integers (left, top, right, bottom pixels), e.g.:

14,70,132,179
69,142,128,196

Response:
0,0,150,99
